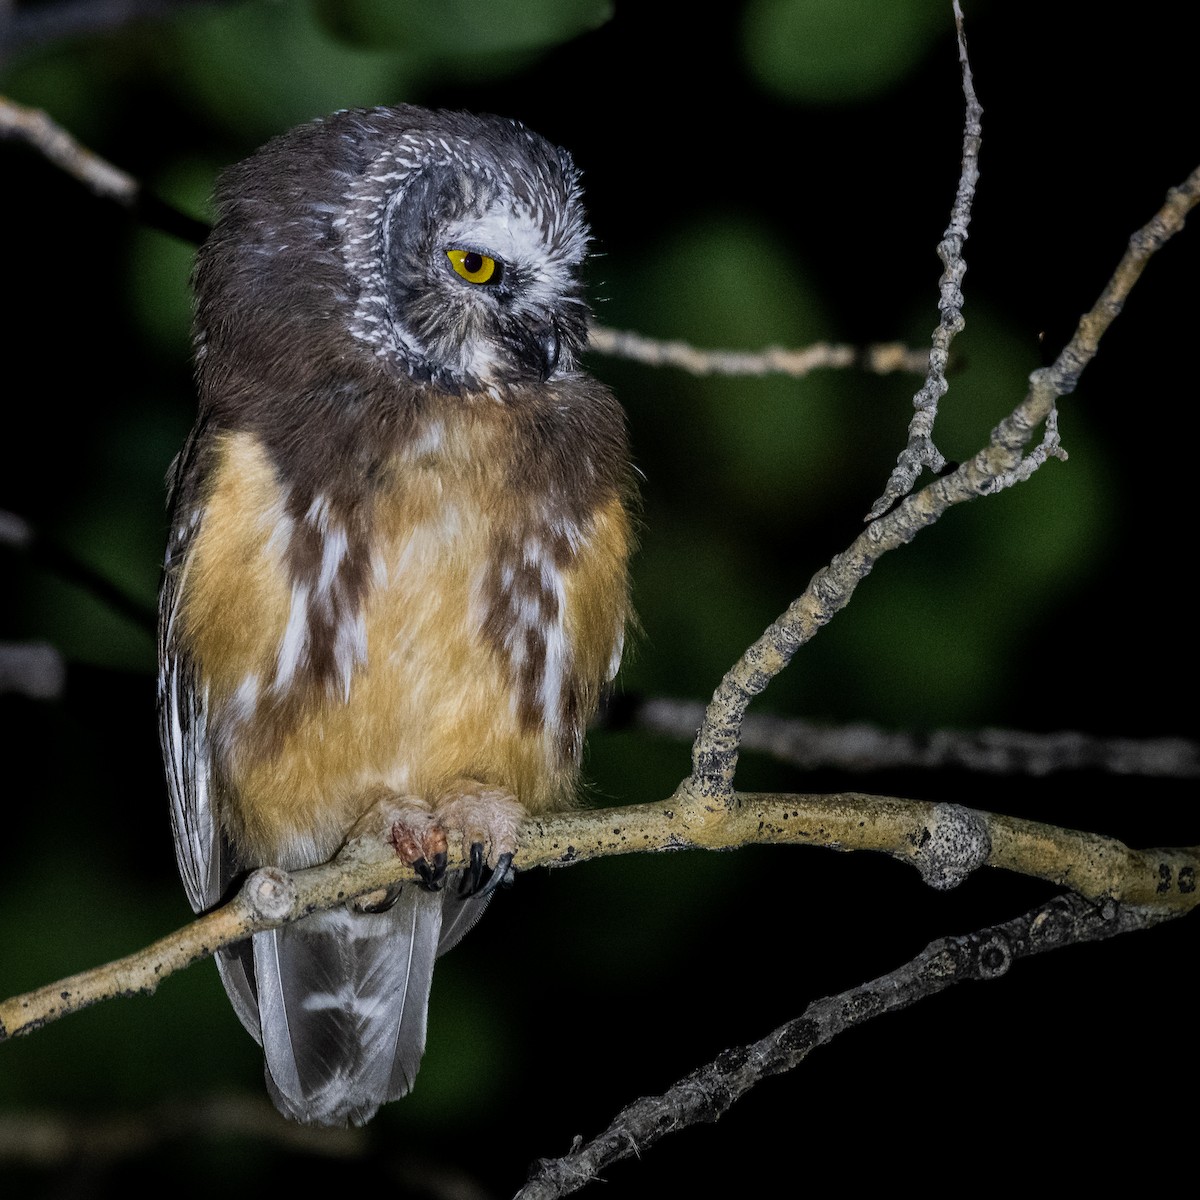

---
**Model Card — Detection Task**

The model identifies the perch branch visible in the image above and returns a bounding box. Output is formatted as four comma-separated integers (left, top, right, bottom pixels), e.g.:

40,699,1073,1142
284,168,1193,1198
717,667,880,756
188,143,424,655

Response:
2,793,1195,1041
685,163,1200,801
517,889,1179,1198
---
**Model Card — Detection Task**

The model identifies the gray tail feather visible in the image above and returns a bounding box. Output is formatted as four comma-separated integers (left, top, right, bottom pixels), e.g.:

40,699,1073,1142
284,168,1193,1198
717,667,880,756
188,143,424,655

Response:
249,888,445,1127
210,882,492,1126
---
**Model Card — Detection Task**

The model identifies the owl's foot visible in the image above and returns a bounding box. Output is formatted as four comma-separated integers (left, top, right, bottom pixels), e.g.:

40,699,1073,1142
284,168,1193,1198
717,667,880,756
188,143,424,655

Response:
344,794,449,896
434,781,525,899
344,785,523,898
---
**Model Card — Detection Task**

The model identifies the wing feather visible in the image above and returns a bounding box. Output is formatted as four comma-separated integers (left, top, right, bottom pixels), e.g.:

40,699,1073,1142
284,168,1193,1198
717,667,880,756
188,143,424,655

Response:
158,426,227,914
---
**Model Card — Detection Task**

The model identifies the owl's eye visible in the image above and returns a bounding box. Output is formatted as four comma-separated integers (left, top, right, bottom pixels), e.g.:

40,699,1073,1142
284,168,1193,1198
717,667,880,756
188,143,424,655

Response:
446,248,500,285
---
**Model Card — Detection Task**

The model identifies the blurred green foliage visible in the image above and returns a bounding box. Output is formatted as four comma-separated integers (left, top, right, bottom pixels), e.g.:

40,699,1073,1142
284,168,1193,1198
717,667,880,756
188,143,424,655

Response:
744,0,951,103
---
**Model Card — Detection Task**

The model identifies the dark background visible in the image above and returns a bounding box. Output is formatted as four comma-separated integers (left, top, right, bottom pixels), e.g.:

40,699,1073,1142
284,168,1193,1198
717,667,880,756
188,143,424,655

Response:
1,2,1195,1196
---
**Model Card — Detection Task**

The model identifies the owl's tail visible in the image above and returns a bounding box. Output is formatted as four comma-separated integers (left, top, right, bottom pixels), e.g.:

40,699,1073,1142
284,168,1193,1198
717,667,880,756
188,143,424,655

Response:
216,888,476,1126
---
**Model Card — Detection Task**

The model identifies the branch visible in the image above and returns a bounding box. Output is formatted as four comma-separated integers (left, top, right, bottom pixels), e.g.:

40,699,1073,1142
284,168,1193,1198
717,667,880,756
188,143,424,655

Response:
2,97,931,376
867,0,982,518
0,95,209,242
516,890,1179,1198
630,697,1200,778
587,325,930,378
685,164,1200,801
0,642,65,700
0,1094,364,1165
0,509,156,632
0,2,226,65
2,792,1195,1041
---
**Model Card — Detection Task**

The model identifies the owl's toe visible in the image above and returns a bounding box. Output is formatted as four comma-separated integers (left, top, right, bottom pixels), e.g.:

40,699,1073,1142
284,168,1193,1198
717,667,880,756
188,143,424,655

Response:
461,841,486,895
413,848,449,890
435,779,525,894
459,844,516,898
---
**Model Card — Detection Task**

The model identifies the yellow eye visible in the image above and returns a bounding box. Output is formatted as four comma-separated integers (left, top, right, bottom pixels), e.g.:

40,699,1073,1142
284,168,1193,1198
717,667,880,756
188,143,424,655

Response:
446,248,499,285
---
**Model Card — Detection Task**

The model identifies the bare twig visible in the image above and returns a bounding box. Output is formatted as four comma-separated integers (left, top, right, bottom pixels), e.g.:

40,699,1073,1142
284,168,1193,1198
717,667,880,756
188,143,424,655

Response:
867,0,981,519
516,890,1180,1198
685,165,1200,802
0,1094,364,1165
0,509,156,631
0,95,209,242
587,325,929,378
0,95,135,203
0,509,33,549
0,1,224,65
3,791,1196,1041
2,94,932,375
0,642,65,700
632,697,1200,778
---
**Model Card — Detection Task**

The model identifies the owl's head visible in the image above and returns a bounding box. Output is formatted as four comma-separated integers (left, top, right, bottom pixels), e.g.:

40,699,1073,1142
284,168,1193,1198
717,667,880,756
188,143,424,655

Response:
198,105,593,399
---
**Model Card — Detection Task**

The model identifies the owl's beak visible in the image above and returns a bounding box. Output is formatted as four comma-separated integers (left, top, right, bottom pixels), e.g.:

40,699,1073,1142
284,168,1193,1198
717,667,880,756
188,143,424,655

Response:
520,321,561,381
539,326,562,380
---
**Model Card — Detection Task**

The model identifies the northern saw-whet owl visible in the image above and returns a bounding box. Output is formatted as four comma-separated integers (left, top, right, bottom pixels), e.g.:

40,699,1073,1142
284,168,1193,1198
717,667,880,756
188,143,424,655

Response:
158,105,634,1126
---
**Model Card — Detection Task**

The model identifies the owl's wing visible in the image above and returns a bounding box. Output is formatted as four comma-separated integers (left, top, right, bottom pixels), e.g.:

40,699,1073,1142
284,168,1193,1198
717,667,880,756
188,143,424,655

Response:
159,428,264,1039
158,428,225,915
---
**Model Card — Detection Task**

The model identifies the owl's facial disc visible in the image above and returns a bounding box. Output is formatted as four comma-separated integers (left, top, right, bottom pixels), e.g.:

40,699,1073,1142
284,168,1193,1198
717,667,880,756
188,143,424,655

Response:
373,167,586,393
325,113,592,398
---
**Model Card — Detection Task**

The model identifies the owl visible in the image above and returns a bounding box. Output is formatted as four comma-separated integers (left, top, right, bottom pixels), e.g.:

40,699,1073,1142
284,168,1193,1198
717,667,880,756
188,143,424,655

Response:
158,105,634,1126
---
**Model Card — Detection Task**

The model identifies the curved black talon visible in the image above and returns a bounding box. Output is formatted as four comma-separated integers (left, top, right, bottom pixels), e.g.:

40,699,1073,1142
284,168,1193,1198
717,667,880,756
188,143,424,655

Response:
475,851,514,900
459,842,486,896
355,883,404,913
414,850,448,891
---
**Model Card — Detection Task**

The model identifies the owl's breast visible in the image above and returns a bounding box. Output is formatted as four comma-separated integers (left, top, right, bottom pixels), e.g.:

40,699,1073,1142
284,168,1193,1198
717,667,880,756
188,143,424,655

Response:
178,409,630,867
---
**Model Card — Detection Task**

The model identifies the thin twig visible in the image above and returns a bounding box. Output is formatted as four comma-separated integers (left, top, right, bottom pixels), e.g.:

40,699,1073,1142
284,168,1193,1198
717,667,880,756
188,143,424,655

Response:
2,792,1196,1041
631,697,1200,778
685,165,1200,801
0,509,157,632
587,325,929,378
867,0,981,519
516,890,1179,1198
0,509,33,549
1,2,223,61
0,642,65,700
0,1094,364,1165
0,94,209,242
3,95,931,378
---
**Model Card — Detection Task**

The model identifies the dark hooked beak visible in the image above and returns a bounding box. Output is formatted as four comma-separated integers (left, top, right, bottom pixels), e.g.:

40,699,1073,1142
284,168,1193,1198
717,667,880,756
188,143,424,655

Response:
514,320,562,382
538,323,562,380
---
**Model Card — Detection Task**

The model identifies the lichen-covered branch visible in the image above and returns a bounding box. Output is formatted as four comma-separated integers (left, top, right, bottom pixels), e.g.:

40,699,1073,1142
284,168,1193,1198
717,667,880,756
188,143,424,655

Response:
686,163,1200,801
866,0,981,518
3,791,1195,1041
587,325,929,378
632,697,1200,778
516,890,1178,1199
